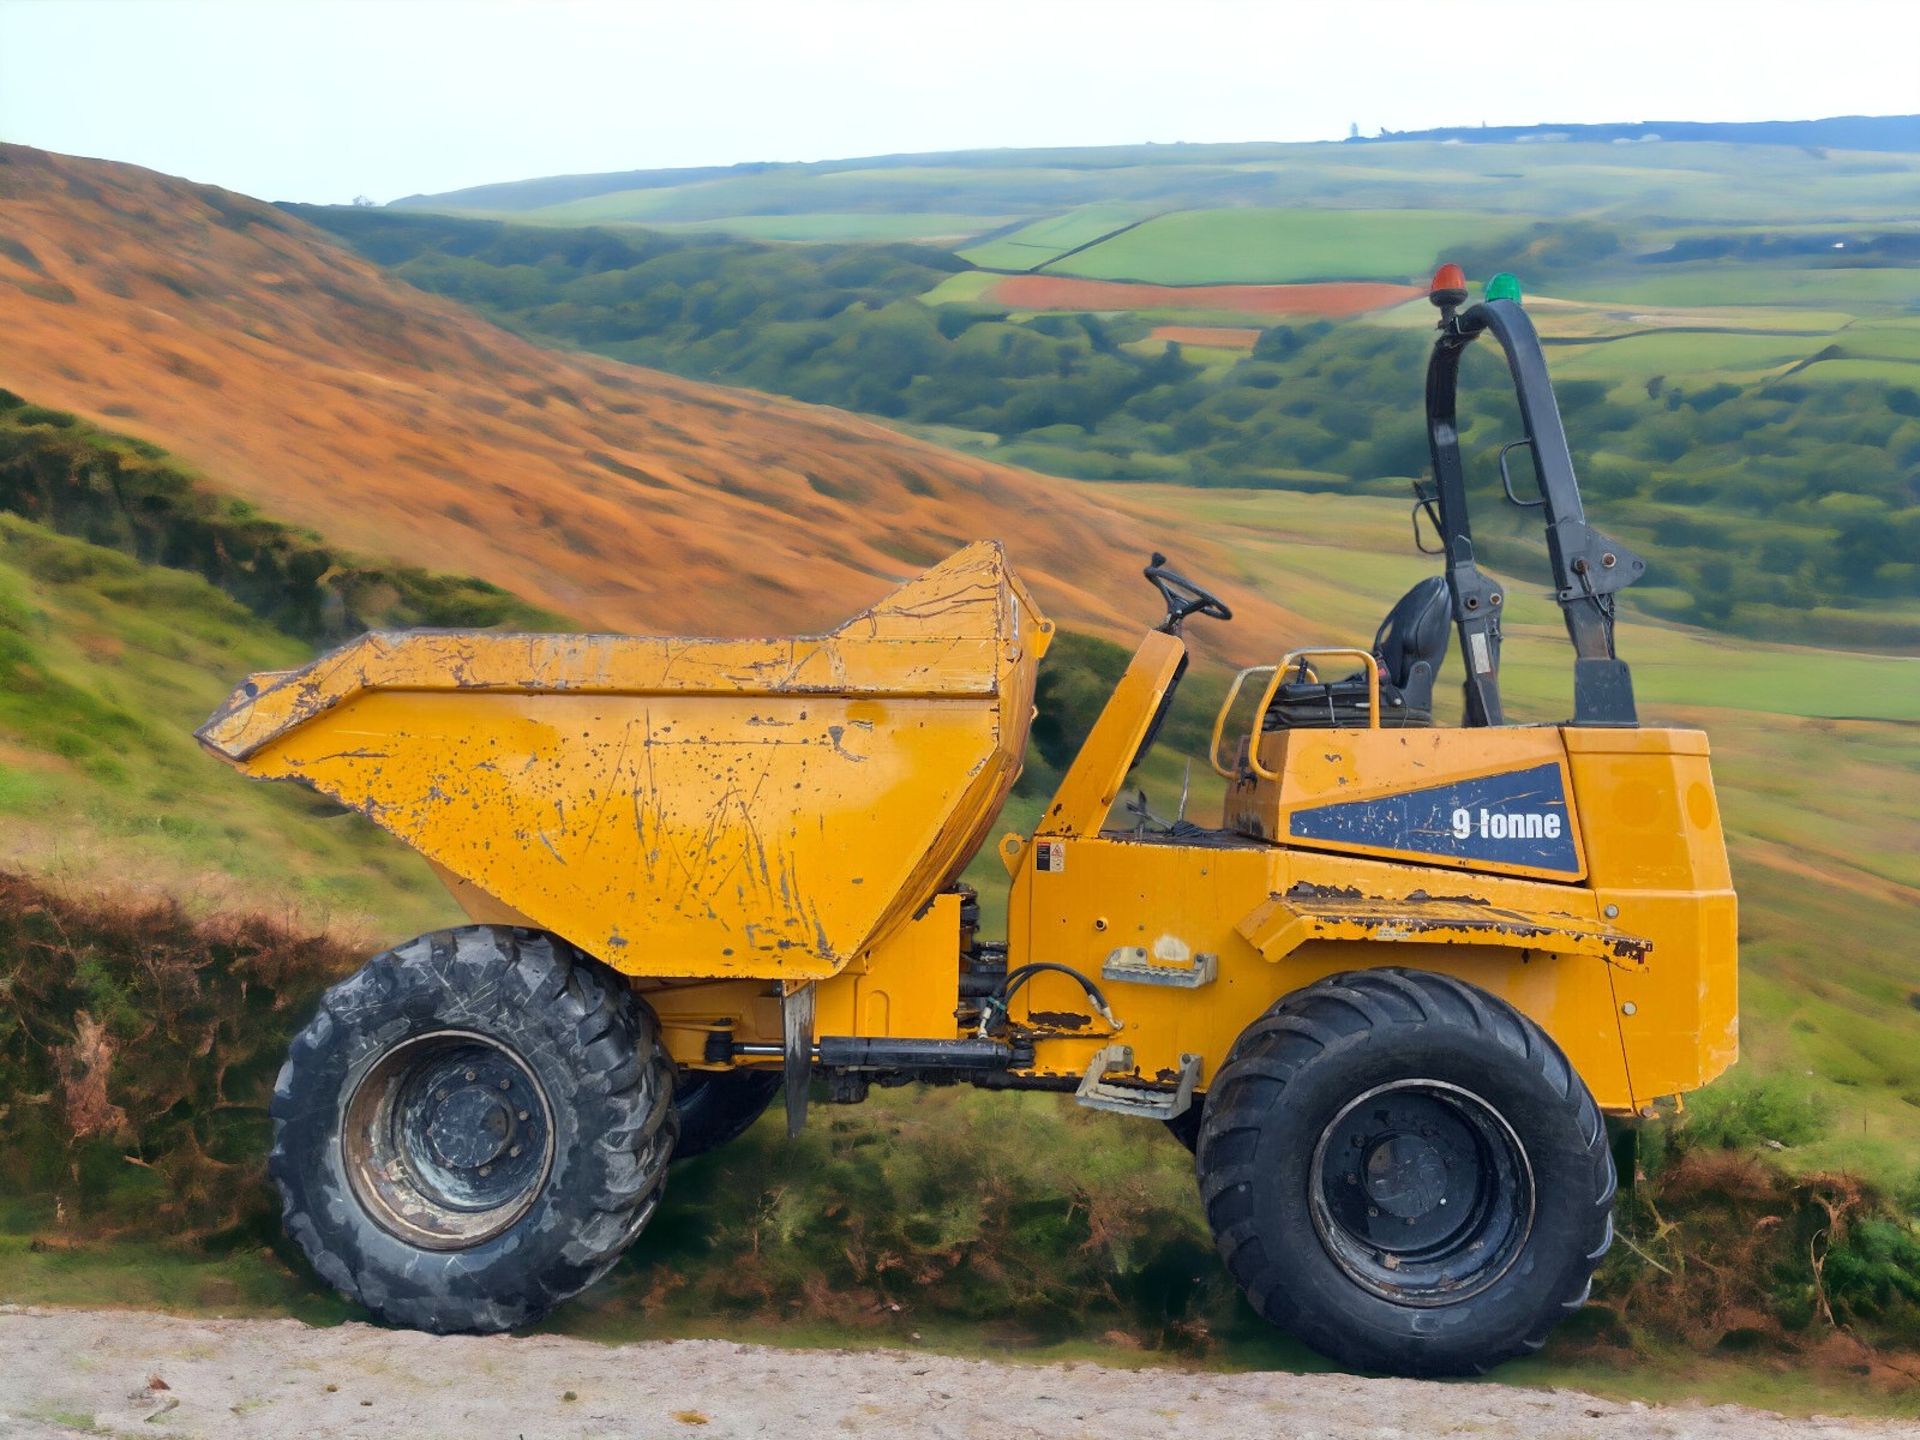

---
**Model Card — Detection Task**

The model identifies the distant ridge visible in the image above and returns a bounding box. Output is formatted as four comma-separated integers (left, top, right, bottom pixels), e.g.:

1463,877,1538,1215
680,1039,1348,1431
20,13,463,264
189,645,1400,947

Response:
392,115,1920,214
1355,114,1920,152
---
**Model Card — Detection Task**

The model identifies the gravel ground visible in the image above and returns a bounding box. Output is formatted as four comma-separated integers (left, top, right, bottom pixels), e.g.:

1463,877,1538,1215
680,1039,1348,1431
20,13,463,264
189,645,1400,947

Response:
0,1306,1911,1440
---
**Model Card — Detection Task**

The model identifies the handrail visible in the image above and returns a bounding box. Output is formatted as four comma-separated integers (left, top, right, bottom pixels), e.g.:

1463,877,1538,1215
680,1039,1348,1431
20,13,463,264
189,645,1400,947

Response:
1210,649,1382,782
1209,665,1276,779
1282,648,1382,734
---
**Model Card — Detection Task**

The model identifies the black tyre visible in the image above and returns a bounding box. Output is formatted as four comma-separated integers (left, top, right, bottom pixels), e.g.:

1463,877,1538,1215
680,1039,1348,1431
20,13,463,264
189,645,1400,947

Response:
270,926,677,1334
670,1070,782,1160
1164,1096,1206,1154
1196,968,1613,1377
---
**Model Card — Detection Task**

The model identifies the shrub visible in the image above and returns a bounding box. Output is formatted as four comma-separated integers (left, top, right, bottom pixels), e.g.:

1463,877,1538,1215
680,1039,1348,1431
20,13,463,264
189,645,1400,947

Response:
0,871,354,1239
1675,1073,1830,1151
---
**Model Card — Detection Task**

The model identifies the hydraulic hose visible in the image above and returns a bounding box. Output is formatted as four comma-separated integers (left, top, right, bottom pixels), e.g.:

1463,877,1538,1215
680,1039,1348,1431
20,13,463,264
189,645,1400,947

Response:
976,962,1119,1037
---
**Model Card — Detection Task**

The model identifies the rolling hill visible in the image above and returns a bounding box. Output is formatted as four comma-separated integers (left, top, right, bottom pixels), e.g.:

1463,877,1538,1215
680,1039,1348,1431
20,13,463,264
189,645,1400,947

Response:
0,144,1295,652
390,129,1920,244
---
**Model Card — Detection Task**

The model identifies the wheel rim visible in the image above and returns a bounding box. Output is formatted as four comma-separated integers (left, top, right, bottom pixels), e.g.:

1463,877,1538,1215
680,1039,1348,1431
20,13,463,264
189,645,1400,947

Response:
342,1030,555,1250
1307,1079,1534,1307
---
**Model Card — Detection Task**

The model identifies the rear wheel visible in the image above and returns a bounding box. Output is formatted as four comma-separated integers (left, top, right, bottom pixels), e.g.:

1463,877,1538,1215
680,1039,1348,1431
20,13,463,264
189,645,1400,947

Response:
1196,968,1613,1377
270,926,677,1334
671,1069,782,1160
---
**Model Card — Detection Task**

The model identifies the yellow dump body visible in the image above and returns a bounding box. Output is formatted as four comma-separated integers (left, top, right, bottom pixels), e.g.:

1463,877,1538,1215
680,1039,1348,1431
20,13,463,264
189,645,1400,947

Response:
198,542,1051,980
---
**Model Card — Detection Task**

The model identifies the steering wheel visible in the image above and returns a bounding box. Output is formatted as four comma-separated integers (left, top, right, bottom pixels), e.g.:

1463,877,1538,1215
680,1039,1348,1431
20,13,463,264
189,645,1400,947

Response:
1144,552,1233,634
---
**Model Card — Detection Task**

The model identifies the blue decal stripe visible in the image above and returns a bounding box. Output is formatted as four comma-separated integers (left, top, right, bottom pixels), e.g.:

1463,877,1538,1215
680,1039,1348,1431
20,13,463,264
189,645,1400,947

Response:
1287,762,1580,874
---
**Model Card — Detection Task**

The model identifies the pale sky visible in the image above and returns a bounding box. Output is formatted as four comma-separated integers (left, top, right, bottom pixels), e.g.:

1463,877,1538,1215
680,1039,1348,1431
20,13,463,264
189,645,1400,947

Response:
2,0,1916,205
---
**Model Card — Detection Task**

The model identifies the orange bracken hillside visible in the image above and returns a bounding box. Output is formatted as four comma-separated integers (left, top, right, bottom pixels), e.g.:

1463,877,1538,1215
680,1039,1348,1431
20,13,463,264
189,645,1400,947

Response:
0,144,1296,649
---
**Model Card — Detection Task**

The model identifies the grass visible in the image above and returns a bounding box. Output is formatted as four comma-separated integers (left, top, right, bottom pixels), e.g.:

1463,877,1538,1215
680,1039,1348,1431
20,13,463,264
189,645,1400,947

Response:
0,513,459,942
958,203,1157,272
1837,320,1920,360
1051,208,1503,285
916,271,1003,306
661,213,1015,243
1573,265,1920,312
1547,328,1838,381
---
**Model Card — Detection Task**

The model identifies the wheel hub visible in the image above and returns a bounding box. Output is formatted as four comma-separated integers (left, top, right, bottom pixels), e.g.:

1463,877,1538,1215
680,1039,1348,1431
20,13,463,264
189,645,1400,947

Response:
1362,1132,1448,1220
1308,1080,1534,1306
343,1031,554,1250
425,1085,513,1170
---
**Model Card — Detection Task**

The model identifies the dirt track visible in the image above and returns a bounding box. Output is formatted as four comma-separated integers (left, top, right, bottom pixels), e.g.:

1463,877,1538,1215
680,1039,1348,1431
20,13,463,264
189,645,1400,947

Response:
0,1307,1909,1440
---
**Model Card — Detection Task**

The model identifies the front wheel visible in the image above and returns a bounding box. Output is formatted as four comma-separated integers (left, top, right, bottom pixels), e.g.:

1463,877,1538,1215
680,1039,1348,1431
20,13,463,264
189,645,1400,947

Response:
270,926,677,1334
1196,968,1614,1377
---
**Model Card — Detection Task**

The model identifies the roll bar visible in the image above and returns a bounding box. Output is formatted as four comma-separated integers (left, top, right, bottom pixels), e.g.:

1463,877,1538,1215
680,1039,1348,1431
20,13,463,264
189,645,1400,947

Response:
1424,273,1645,727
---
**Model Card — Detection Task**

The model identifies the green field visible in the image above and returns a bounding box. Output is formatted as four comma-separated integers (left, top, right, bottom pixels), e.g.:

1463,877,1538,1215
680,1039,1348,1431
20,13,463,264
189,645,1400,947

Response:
663,212,1015,243
958,202,1158,271
1546,328,1829,381
1572,265,1920,311
1044,207,1501,284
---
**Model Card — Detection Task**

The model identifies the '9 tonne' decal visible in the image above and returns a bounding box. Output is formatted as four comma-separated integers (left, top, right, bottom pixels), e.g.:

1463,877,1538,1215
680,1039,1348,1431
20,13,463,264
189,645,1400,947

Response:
1288,762,1580,875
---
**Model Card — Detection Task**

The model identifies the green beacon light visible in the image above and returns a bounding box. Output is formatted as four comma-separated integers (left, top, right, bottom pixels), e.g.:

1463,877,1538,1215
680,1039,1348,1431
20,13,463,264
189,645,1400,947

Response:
1485,272,1522,304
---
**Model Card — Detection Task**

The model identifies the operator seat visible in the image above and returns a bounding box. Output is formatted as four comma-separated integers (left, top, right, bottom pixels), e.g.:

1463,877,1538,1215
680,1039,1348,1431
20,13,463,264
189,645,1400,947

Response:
1264,575,1451,730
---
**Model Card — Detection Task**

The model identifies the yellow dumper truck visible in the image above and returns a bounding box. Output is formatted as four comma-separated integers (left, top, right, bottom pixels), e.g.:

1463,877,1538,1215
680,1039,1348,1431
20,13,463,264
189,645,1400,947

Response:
200,269,1737,1375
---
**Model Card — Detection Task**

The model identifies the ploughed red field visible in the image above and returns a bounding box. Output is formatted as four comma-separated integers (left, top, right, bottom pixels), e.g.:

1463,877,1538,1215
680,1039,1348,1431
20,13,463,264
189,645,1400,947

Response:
989,275,1422,317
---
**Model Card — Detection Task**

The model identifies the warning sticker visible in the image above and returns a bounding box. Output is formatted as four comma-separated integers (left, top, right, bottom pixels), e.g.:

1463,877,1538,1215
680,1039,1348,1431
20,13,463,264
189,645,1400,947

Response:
1469,630,1493,675
1033,840,1066,873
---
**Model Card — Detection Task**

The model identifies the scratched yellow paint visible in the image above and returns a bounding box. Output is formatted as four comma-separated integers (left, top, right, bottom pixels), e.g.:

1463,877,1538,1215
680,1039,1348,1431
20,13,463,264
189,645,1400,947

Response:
199,542,1051,979
1000,637,1737,1112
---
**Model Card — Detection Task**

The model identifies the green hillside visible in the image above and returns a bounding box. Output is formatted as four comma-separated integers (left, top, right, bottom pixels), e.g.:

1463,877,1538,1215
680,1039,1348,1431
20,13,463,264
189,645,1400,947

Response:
982,208,1494,283
0,510,458,940
0,395,557,940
